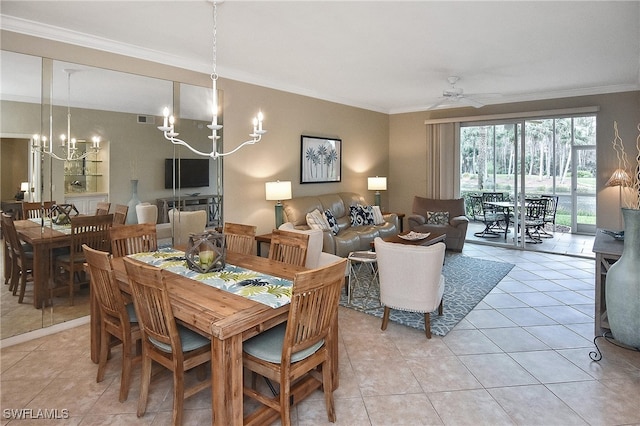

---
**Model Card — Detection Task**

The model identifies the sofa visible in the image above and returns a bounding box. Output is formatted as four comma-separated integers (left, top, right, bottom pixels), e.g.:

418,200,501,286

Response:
407,196,468,251
282,192,399,257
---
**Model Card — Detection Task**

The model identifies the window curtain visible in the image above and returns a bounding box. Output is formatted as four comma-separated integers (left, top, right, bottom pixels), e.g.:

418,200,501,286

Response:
425,122,459,199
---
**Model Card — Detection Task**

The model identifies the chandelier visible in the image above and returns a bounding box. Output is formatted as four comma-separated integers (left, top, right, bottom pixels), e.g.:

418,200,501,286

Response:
33,69,101,161
157,0,266,158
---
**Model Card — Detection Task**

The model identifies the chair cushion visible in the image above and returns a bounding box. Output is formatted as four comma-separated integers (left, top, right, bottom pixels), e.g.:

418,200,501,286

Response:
148,325,209,353
125,303,138,323
243,323,324,364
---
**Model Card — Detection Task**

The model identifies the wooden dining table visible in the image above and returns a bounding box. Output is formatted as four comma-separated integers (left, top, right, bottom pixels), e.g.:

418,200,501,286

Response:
14,219,71,308
102,250,340,426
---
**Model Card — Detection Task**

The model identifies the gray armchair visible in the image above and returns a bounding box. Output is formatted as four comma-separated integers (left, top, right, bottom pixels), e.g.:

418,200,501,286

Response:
407,196,468,251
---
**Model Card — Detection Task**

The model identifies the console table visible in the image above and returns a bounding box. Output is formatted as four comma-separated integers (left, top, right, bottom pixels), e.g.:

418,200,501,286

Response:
592,229,624,336
156,194,222,228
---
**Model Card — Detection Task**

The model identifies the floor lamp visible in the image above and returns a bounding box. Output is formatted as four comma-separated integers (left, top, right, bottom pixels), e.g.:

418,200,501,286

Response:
606,168,631,229
265,180,292,229
368,176,387,207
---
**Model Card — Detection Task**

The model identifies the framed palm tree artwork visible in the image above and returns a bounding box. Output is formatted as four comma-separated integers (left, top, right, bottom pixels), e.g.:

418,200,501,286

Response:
300,135,342,184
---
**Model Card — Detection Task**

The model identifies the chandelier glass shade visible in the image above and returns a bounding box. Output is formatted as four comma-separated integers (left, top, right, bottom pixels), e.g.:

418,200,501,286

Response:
33,69,100,161
157,1,266,159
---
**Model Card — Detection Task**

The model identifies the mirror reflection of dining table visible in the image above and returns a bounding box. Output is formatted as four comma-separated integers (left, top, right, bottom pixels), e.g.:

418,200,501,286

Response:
13,218,72,308
104,249,340,426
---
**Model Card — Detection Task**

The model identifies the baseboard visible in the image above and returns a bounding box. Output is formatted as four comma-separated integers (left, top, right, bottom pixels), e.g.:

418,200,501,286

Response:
0,315,90,349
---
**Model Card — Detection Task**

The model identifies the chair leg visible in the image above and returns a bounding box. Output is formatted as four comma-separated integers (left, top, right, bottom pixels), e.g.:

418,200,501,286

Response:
322,358,336,422
17,268,28,303
120,336,133,402
438,300,443,316
424,312,432,339
279,375,292,426
172,369,185,426
381,306,391,331
137,353,152,417
97,324,110,383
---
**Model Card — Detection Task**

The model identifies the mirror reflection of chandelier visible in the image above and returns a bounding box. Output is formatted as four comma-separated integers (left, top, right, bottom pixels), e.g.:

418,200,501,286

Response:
32,69,101,161
157,0,266,159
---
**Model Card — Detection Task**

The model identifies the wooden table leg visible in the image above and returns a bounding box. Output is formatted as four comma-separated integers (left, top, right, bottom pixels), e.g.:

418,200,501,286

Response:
211,334,243,426
32,245,49,308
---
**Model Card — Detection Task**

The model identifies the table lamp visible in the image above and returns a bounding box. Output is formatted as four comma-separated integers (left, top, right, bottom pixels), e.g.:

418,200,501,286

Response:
606,168,631,228
15,182,29,201
265,180,292,229
368,176,387,207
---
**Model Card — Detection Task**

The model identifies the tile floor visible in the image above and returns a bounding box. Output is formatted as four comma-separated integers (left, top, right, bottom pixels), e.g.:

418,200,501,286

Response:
2,243,640,425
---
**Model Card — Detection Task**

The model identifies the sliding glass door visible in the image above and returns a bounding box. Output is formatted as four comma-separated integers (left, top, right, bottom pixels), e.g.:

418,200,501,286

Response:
460,114,596,249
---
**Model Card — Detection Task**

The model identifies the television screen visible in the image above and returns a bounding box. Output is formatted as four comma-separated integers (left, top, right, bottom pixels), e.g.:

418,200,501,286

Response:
164,158,210,189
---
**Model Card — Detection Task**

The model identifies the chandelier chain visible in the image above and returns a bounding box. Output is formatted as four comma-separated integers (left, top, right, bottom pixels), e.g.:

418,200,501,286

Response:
211,1,218,81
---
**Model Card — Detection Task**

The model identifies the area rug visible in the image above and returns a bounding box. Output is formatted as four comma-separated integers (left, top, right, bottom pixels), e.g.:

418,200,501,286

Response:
340,253,514,337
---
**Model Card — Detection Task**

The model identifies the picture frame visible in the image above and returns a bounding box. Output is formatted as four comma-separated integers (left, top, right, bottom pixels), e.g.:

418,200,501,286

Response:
300,135,342,184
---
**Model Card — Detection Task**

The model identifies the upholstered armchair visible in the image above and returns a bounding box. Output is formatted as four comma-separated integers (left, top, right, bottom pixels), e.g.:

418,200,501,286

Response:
407,196,468,251
136,203,172,241
373,237,446,338
278,223,347,274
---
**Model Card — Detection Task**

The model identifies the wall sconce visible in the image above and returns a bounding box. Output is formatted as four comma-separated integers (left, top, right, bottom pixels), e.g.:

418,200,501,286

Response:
368,176,387,207
265,180,292,229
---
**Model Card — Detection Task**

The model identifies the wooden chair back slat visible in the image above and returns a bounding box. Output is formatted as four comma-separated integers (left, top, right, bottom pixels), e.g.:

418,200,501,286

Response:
123,258,179,350
96,201,111,215
268,229,309,267
112,204,129,225
223,222,256,255
285,260,345,357
110,223,158,257
70,214,113,255
22,201,55,219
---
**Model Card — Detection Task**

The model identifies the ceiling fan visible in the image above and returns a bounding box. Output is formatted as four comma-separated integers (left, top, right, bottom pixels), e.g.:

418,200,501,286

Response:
426,76,497,110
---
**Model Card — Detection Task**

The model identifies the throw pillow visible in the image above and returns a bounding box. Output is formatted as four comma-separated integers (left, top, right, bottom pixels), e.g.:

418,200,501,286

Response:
306,208,330,231
425,211,450,225
350,205,375,227
371,205,385,225
324,210,340,235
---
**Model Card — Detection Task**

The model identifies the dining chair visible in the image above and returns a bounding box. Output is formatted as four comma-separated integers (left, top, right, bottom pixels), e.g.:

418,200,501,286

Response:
53,214,113,305
223,222,256,255
168,209,207,247
82,244,141,402
95,201,111,215
109,223,158,257
112,204,129,225
469,195,502,238
21,201,56,219
1,212,34,303
243,258,347,426
267,229,309,267
374,237,446,339
123,258,211,426
520,198,547,243
540,194,559,237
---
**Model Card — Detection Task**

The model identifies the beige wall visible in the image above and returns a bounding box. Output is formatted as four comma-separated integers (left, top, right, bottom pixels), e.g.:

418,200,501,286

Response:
390,92,640,231
0,138,30,200
1,31,389,235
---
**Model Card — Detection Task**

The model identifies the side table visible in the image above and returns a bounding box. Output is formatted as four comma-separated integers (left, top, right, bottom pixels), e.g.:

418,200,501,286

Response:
255,233,273,257
347,250,380,310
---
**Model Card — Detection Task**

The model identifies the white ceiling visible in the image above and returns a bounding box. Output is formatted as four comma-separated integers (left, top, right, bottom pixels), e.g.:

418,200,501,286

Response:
1,1,639,114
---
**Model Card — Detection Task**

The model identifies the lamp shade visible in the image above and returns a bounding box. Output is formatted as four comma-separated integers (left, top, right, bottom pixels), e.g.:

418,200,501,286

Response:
20,182,29,192
368,176,387,191
606,168,632,187
265,181,292,201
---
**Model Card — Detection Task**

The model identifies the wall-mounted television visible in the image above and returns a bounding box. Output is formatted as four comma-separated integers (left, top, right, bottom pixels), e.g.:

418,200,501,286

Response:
164,158,210,189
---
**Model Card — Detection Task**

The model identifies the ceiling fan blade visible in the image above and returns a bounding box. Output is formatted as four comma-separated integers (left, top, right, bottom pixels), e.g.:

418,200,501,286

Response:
425,98,449,110
460,96,485,108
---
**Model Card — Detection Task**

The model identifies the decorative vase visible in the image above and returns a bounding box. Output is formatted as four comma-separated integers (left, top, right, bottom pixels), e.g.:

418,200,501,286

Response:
605,208,640,348
126,179,141,224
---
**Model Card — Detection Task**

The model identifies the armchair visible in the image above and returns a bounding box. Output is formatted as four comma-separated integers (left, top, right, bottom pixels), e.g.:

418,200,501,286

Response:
373,237,446,338
407,196,468,251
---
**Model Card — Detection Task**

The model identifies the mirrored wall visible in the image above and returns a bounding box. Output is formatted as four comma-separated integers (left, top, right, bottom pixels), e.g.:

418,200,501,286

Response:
1,50,221,339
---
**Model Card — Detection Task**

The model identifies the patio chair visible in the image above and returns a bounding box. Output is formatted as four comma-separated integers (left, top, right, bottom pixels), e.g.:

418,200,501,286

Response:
540,194,559,237
469,194,504,238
